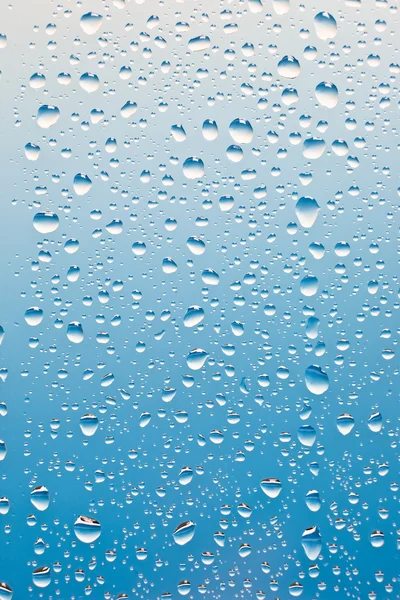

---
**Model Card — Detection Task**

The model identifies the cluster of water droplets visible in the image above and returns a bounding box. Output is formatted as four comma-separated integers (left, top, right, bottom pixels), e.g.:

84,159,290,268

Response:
0,0,399,598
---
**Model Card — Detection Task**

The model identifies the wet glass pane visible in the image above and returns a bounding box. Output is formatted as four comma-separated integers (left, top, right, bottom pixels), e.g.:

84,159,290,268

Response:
0,0,399,598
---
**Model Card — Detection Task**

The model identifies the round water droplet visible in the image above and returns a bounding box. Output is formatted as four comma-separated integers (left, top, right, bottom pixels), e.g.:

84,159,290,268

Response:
67,322,84,344
80,12,103,35
73,173,92,196
202,119,218,141
187,236,205,255
183,306,205,328
79,72,100,93
32,567,51,588
79,414,99,436
301,526,322,560
303,137,326,159
24,307,44,327
336,413,355,435
368,412,382,433
300,275,319,297
260,478,282,498
37,105,60,129
277,56,300,79
219,195,235,212
305,490,321,512
25,142,41,161
30,486,50,511
370,530,384,548
186,348,208,370
229,119,253,144
183,157,204,179
0,497,10,515
315,81,339,108
74,516,101,543
188,35,211,52
297,425,317,447
173,521,196,546
177,580,191,596
33,211,59,234
305,365,329,395
314,12,337,40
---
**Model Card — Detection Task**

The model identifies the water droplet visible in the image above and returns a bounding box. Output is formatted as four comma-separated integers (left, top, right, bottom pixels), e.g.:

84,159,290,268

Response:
67,322,84,344
315,82,339,108
173,521,196,546
79,414,99,436
229,119,254,144
277,56,300,79
33,211,59,234
80,12,103,35
301,526,322,560
74,516,101,543
37,105,60,129
336,413,355,435
183,157,204,179
30,486,50,511
314,12,337,40
188,35,211,52
73,173,92,196
260,478,282,498
305,365,329,395
183,306,205,328
24,307,44,327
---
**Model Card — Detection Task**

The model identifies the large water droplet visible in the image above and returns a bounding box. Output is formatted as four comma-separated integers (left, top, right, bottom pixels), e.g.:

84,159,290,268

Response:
277,56,300,79
37,105,60,129
33,211,59,234
260,478,282,498
30,486,50,511
74,516,101,543
314,12,337,40
315,81,339,108
305,365,329,395
301,526,322,560
229,119,254,144
186,348,208,370
24,307,44,327
80,12,103,35
67,322,84,344
173,521,196,546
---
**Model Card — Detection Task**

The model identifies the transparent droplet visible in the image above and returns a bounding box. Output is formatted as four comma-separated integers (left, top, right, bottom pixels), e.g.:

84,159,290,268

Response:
301,526,322,560
74,516,101,543
183,157,204,179
315,81,339,108
79,414,99,436
260,478,282,498
80,12,103,35
186,348,208,370
67,322,84,344
277,56,300,79
30,486,50,512
173,521,196,546
314,12,337,40
37,105,60,129
305,365,329,395
32,567,51,588
229,119,254,144
24,307,44,327
33,211,59,234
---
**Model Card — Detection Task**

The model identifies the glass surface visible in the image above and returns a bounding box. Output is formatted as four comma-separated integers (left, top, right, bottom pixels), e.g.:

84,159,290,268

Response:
0,1,399,598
